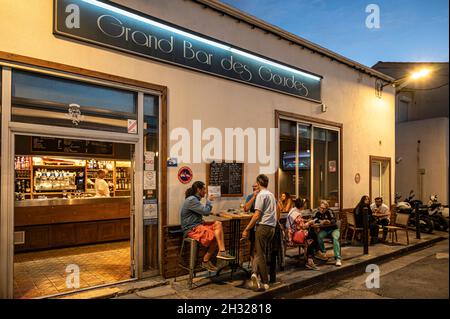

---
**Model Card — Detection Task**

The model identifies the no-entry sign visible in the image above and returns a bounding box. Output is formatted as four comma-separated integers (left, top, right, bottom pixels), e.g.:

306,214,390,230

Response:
178,166,193,184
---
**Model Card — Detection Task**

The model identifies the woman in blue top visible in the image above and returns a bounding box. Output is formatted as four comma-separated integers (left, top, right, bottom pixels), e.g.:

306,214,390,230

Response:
180,181,235,272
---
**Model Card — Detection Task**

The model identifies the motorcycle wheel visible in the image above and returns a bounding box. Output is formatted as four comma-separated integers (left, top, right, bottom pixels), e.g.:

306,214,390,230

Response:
438,216,449,232
419,218,434,234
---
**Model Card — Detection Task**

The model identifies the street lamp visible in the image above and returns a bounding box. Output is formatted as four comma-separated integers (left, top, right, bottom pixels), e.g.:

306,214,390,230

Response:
375,68,432,98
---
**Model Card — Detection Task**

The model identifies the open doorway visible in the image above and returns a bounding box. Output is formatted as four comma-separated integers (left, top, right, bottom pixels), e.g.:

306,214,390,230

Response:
13,135,135,299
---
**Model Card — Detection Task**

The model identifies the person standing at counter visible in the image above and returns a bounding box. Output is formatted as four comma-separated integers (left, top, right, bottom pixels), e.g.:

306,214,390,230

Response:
242,174,277,291
95,169,110,197
181,181,235,273
244,183,259,213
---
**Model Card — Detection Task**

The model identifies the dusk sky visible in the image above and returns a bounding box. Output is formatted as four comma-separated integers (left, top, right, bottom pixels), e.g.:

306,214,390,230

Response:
221,0,449,67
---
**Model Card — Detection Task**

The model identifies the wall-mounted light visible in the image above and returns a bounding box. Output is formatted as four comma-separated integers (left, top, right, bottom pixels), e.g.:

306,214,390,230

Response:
375,68,432,98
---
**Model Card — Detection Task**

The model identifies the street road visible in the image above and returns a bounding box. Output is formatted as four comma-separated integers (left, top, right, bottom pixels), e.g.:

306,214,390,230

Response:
285,239,449,299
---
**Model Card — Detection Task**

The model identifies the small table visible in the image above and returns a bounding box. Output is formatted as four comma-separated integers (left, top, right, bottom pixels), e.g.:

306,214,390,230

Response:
216,211,253,279
312,223,338,230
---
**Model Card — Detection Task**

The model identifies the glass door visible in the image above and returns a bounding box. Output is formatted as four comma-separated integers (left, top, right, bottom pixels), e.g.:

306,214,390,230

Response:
370,157,391,205
297,123,312,208
313,128,339,208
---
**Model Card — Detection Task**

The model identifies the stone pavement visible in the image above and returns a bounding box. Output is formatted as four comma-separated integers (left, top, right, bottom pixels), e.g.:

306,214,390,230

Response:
296,239,449,299
54,231,448,299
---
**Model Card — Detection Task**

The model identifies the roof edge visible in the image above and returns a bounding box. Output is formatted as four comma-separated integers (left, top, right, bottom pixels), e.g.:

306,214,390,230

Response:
193,0,395,82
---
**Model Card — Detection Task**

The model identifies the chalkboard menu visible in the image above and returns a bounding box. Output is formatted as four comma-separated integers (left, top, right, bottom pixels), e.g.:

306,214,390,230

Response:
31,137,114,156
208,162,243,197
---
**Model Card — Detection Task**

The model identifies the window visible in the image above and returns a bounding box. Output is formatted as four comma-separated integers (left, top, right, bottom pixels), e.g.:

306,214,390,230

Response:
279,119,340,209
11,69,137,133
397,100,409,123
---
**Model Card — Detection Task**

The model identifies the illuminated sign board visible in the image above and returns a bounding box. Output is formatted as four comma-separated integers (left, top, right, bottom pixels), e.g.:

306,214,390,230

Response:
54,0,322,101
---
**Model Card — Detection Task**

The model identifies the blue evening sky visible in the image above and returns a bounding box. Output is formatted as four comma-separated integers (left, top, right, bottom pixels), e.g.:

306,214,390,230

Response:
221,0,449,67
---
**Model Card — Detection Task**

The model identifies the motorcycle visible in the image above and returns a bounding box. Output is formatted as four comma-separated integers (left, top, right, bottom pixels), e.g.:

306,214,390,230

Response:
396,191,434,234
428,195,449,232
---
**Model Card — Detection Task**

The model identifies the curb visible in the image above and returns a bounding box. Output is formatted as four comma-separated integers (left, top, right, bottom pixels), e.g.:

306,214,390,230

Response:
251,236,447,299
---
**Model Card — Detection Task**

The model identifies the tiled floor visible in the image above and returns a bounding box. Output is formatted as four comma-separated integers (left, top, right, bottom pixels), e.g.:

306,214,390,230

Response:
14,241,131,299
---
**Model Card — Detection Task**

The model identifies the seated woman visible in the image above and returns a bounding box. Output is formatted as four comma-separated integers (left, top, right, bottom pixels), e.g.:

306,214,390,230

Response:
277,192,293,214
286,198,328,270
354,195,380,245
180,181,235,272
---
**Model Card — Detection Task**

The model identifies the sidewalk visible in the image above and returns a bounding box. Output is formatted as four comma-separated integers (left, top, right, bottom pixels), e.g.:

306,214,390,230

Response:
56,231,448,299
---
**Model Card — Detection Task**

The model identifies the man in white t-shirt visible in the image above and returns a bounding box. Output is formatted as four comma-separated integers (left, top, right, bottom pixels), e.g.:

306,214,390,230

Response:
95,169,110,197
370,197,391,241
242,174,278,292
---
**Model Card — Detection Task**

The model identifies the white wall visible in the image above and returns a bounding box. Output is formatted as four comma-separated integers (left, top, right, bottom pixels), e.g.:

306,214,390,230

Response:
0,0,396,224
396,117,449,204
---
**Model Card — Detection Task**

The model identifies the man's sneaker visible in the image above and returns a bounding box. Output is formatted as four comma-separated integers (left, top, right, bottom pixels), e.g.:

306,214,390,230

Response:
250,273,261,291
314,251,329,261
217,251,235,260
336,259,342,267
201,260,217,272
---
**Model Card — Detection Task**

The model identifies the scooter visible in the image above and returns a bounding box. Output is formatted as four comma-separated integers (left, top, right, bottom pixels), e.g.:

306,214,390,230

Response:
428,195,449,232
396,191,434,234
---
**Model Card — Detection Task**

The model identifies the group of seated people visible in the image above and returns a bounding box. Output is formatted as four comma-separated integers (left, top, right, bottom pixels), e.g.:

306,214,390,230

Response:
354,195,391,244
285,198,341,270
180,176,391,292
279,193,392,270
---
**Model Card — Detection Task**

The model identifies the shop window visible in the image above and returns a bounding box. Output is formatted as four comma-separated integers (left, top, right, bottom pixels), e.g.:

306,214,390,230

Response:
11,69,137,133
278,119,340,210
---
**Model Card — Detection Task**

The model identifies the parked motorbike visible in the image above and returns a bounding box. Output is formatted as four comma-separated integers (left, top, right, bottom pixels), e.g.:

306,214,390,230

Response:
428,195,449,232
396,191,434,234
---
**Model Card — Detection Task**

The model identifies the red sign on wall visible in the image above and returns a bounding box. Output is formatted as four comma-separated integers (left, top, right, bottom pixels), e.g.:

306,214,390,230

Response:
178,166,193,184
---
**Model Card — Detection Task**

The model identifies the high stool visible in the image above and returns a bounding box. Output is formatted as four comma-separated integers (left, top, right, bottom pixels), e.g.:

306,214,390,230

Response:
175,236,200,289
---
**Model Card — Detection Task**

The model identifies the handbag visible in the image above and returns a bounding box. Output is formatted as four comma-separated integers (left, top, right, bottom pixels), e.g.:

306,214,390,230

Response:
292,229,308,244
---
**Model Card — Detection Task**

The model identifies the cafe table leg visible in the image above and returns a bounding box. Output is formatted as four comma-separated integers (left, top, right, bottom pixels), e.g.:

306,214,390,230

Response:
215,218,250,280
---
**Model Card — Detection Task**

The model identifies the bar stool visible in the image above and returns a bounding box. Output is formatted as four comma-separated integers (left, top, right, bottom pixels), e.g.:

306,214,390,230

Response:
175,236,200,289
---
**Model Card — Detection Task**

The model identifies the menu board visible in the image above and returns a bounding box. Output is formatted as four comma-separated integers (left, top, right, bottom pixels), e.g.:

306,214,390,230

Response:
208,162,243,197
31,137,114,156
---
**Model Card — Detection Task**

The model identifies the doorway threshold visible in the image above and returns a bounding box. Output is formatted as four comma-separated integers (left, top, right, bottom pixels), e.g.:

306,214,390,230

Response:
44,277,168,299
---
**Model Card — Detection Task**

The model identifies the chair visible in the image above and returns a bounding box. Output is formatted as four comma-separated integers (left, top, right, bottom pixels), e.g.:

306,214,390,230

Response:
283,233,308,265
175,236,201,289
283,214,310,267
345,212,367,245
384,213,410,245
